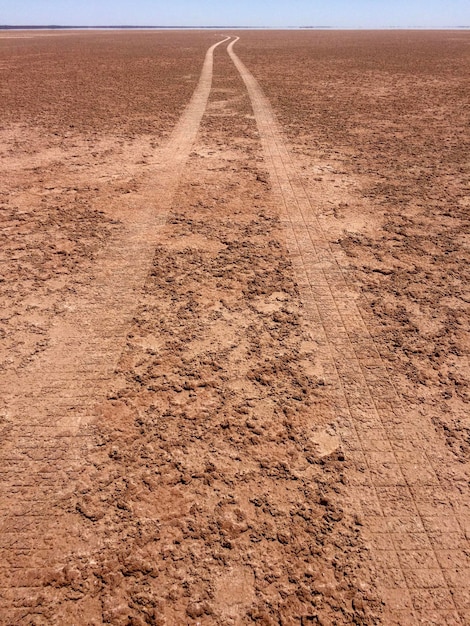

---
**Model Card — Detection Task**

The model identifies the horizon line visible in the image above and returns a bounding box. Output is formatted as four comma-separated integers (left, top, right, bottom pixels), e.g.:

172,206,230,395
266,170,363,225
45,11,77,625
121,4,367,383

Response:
1,25,469,31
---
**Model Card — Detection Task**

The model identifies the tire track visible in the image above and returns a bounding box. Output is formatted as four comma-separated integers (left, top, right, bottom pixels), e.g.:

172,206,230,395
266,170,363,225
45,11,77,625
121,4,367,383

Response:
228,37,470,626
0,36,229,620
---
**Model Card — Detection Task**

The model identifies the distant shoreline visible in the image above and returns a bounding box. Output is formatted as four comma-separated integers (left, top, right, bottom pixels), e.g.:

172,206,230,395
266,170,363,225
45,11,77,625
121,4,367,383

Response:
1,25,469,31
0,25,252,30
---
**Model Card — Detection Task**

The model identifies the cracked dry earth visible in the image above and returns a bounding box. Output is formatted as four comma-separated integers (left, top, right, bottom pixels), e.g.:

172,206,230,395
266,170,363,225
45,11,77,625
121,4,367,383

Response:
0,30,469,625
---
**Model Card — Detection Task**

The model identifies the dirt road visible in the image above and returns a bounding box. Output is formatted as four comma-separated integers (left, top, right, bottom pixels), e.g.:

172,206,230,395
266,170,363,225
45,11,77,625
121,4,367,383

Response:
0,32,468,625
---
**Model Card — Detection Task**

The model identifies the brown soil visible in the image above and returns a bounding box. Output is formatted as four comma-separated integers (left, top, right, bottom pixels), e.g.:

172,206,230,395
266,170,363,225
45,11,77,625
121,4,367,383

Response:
236,30,470,462
0,30,468,625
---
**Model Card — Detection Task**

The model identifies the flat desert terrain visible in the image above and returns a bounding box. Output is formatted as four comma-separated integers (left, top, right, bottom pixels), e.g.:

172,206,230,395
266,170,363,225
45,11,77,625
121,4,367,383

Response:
0,30,469,625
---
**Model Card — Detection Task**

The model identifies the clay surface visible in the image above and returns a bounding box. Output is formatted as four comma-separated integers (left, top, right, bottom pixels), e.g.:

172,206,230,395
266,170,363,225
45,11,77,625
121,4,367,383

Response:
0,30,468,625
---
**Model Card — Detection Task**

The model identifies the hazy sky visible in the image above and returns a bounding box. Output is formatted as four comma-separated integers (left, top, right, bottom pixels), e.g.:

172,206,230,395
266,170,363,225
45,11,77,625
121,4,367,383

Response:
1,0,469,28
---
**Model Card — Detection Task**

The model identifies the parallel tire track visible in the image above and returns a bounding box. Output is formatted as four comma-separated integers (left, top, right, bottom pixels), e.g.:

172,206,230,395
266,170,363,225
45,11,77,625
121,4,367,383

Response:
228,37,470,626
0,36,229,620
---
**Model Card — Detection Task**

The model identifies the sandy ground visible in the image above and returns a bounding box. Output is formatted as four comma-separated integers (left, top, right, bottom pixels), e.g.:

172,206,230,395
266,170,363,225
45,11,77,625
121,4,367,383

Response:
0,30,469,625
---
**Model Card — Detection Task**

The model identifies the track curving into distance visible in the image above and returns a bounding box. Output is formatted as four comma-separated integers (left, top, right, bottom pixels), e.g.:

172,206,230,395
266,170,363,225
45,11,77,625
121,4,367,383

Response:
0,36,229,620
228,36,470,626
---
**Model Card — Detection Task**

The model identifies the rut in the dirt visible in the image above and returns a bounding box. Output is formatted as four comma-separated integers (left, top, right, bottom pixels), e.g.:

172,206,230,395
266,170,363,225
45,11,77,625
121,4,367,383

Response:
228,37,470,626
0,37,228,622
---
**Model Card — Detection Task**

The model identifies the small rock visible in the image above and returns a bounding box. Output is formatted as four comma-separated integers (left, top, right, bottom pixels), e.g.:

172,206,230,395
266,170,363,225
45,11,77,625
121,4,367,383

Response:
186,602,204,618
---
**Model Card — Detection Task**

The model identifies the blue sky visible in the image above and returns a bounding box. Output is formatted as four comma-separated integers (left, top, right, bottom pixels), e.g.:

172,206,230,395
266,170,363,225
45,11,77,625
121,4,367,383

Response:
1,0,469,28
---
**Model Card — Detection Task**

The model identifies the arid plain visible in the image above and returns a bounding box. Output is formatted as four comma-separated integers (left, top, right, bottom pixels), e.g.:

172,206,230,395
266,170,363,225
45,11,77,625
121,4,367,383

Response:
0,30,469,625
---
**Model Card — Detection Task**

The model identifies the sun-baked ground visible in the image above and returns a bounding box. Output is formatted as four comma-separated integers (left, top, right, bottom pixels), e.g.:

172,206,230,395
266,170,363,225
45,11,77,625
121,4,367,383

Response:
237,30,469,462
0,30,468,625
